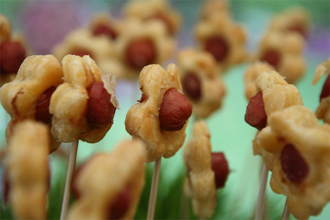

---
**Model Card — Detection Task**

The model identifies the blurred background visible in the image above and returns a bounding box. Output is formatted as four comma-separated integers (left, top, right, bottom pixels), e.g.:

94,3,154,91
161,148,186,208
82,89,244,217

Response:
1,0,330,219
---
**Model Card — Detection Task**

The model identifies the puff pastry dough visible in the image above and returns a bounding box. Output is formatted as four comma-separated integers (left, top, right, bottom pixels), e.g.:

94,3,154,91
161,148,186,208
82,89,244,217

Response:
124,0,181,36
116,19,174,80
52,28,123,77
5,120,49,219
269,6,310,37
125,64,190,162
68,139,146,220
0,55,63,152
244,61,275,100
195,13,247,73
183,120,216,219
252,70,303,167
254,106,330,219
312,57,330,123
177,48,226,118
255,30,306,84
50,55,119,143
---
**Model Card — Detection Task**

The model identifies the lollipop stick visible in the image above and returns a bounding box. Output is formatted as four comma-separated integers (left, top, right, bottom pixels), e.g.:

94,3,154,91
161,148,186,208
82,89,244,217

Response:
147,157,162,220
255,163,269,220
60,140,79,220
281,200,290,220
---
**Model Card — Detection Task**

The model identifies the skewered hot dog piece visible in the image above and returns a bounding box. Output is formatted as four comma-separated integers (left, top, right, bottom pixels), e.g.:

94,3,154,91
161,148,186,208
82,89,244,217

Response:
50,54,119,143
184,121,230,219
67,139,146,220
253,105,330,219
177,48,226,118
125,64,192,163
0,55,64,152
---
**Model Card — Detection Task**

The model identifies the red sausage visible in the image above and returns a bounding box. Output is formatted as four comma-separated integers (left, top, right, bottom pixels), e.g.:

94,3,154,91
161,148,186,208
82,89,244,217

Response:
244,91,267,130
211,152,229,189
320,75,330,101
35,86,57,124
0,41,26,74
204,35,229,63
260,49,281,71
92,24,117,40
109,186,131,219
182,72,202,101
86,81,116,125
159,88,192,131
280,143,309,184
125,39,156,70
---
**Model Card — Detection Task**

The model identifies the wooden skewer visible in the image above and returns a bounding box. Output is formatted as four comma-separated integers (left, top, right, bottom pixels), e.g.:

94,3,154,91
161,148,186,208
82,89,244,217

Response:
147,157,162,220
255,163,269,220
60,140,79,220
281,199,290,220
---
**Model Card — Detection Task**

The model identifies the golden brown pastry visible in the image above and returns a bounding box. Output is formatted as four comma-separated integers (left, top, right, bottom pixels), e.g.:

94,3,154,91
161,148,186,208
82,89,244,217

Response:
254,106,330,219
312,57,330,123
195,13,247,73
255,30,306,84
245,71,303,169
68,139,146,220
269,6,310,38
89,13,120,41
125,64,192,163
52,28,123,77
115,19,174,80
244,61,275,100
4,120,50,219
183,121,216,218
0,55,64,152
177,48,226,118
123,0,181,36
50,55,119,143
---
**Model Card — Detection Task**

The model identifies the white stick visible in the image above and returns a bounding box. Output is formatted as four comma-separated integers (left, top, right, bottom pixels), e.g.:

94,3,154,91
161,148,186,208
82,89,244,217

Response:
255,163,269,220
281,200,290,220
60,140,79,220
147,157,162,220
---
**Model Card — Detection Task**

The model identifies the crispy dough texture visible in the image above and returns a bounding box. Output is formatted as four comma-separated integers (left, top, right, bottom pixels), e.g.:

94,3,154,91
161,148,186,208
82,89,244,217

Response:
269,6,310,36
183,121,216,219
52,28,123,77
312,57,330,123
50,55,119,143
254,106,330,219
124,0,181,36
115,19,175,80
67,139,146,220
0,55,63,152
195,13,247,73
244,61,275,100
255,30,306,84
125,64,189,162
5,120,49,219
252,71,303,166
177,48,226,118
